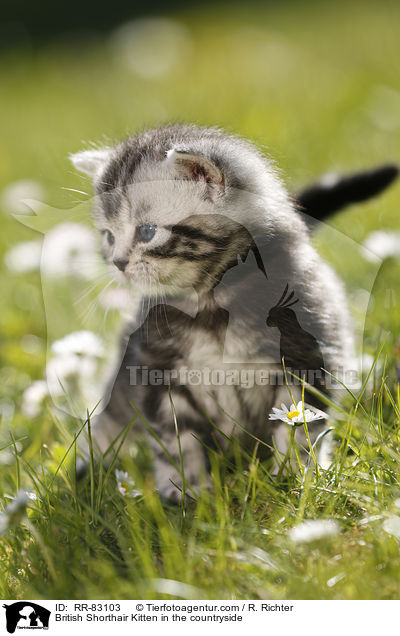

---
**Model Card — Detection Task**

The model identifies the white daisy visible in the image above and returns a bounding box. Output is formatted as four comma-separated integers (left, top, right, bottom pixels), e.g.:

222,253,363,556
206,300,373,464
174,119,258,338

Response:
289,519,340,544
268,400,327,426
1,179,46,215
115,469,142,498
382,515,400,539
4,222,102,279
41,222,101,280
45,332,105,412
361,230,400,263
4,240,42,273
362,352,382,375
51,331,104,358
0,490,30,536
110,18,191,79
45,354,99,399
21,380,49,418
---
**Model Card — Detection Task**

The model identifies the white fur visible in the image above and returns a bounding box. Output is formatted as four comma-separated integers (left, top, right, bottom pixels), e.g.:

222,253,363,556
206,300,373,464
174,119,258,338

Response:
69,148,112,178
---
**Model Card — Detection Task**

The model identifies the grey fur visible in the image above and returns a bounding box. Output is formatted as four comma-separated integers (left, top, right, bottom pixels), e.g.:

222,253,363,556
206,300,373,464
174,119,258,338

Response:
70,124,355,501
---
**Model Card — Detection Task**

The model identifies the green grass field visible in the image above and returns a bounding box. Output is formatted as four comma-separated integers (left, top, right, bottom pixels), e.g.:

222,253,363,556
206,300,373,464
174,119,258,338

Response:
1,0,400,600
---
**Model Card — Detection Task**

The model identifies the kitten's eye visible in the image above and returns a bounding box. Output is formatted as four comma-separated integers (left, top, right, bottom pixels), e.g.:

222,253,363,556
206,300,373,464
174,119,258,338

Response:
136,224,157,243
102,230,115,246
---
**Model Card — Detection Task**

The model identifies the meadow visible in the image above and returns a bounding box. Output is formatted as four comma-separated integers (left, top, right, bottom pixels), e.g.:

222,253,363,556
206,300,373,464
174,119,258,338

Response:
1,0,400,599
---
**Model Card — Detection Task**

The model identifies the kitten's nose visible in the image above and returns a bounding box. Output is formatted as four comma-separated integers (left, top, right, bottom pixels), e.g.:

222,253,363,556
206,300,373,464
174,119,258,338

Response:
113,258,129,272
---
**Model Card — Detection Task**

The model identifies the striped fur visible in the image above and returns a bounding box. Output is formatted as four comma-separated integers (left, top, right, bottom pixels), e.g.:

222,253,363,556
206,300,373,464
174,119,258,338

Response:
70,124,356,501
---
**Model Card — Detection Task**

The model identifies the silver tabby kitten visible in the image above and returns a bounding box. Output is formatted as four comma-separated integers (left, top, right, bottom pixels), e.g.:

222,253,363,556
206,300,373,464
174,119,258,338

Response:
69,124,389,501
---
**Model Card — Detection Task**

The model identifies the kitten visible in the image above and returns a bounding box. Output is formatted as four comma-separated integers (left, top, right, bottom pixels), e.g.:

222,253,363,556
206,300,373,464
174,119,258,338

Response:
70,124,397,500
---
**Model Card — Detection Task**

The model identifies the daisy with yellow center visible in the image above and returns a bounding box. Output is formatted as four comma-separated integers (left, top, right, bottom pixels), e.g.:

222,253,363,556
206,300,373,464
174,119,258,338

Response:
268,400,327,426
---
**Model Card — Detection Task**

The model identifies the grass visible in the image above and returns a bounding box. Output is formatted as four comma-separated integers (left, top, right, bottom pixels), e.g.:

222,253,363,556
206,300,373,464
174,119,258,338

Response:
1,0,400,600
3,393,400,600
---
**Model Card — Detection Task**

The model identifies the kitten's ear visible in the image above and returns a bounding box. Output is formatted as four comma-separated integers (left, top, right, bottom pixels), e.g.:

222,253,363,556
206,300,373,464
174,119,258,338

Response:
166,149,224,190
69,148,111,179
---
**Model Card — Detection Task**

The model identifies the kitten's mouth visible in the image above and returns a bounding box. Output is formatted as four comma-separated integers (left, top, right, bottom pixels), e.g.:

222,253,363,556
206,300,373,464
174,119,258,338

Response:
113,260,169,292
110,257,198,297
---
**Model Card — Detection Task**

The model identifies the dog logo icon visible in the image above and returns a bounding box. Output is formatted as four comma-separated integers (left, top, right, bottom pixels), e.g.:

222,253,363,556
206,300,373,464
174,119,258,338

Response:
3,602,50,634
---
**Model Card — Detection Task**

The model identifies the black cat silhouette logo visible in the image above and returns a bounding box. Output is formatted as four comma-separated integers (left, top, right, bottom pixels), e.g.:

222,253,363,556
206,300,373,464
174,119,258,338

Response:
3,602,50,634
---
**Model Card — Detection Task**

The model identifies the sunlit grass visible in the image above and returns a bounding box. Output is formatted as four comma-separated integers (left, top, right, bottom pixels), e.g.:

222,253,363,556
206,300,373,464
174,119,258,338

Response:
2,382,400,600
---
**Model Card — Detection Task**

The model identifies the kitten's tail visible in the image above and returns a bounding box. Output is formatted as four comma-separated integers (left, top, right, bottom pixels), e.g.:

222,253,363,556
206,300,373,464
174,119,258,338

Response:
296,163,399,221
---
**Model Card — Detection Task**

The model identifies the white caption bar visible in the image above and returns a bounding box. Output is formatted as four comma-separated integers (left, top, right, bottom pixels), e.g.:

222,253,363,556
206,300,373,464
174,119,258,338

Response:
1,600,398,635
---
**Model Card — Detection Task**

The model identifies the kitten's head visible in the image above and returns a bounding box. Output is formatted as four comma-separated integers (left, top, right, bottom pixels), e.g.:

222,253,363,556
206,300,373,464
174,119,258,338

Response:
70,126,294,296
